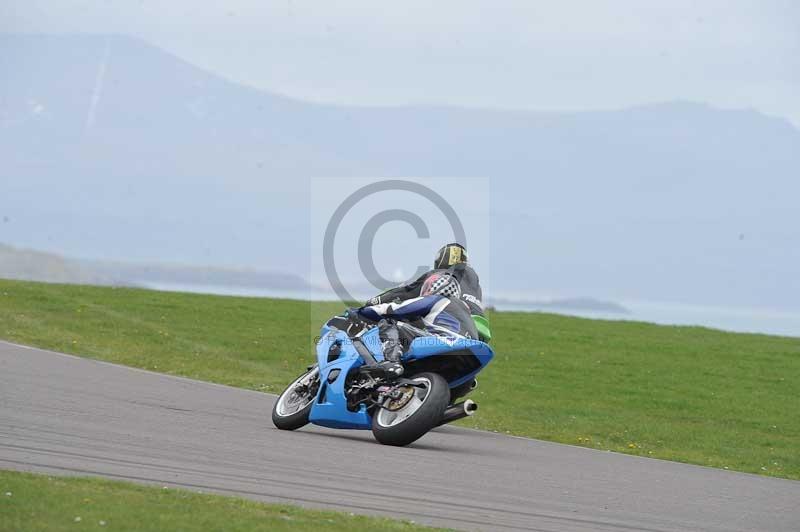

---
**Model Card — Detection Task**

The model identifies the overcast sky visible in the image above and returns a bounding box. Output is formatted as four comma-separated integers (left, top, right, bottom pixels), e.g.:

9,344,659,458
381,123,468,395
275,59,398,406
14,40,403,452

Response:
3,0,799,126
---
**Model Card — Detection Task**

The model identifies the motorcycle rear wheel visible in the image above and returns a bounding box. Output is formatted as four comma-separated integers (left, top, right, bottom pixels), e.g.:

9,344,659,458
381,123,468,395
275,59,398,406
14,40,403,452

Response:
371,372,449,446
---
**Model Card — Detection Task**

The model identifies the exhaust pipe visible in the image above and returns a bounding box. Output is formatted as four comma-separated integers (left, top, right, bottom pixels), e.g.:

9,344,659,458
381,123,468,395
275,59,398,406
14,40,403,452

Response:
439,399,478,426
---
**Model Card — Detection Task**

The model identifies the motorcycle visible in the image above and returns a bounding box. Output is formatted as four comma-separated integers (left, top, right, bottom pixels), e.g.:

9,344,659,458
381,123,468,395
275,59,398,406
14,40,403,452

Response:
271,313,494,446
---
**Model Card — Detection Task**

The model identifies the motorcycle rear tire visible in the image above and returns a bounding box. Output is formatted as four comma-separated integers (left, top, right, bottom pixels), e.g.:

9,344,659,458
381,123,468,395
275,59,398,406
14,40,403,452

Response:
371,372,449,446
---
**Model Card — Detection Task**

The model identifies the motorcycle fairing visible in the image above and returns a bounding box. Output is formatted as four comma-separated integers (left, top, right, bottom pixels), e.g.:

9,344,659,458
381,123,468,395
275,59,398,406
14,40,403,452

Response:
309,327,373,429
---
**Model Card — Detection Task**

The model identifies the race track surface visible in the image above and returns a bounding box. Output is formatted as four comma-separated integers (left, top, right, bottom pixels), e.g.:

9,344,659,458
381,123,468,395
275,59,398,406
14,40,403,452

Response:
1,341,798,531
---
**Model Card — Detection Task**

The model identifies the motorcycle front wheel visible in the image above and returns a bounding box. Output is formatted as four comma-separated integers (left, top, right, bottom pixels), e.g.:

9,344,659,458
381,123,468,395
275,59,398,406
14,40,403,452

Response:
371,372,449,446
271,366,319,431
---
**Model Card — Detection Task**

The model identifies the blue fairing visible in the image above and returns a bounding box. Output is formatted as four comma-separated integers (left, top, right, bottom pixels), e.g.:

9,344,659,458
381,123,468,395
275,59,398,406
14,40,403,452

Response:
404,335,493,388
308,323,494,430
308,327,372,429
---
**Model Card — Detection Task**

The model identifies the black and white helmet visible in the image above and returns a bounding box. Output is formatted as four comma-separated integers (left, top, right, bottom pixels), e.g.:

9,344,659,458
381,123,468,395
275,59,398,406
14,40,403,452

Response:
421,272,462,299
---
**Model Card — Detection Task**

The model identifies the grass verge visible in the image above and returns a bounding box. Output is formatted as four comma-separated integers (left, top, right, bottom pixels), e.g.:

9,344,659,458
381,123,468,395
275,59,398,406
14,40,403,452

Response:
0,469,443,531
0,279,798,479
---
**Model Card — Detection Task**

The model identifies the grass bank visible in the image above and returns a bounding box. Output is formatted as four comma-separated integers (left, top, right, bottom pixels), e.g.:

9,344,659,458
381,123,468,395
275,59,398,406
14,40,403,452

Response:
0,470,442,531
0,279,798,479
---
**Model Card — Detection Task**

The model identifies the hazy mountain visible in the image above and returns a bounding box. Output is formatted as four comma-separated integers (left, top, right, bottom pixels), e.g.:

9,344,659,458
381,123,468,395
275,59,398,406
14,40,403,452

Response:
487,296,630,315
2,34,799,309
0,242,308,291
0,243,108,285
82,259,308,291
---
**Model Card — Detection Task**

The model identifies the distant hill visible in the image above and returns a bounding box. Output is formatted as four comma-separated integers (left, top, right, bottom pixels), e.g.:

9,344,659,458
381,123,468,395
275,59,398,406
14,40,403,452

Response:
1,34,799,309
0,243,108,285
82,259,309,291
0,243,308,291
487,296,630,315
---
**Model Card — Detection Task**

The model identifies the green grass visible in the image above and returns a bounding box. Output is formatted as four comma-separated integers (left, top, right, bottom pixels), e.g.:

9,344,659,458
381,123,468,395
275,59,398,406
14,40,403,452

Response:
1,279,799,480
0,470,443,532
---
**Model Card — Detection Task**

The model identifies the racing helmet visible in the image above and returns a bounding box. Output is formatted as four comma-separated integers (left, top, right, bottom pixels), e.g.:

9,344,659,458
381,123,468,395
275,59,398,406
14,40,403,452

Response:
433,243,468,270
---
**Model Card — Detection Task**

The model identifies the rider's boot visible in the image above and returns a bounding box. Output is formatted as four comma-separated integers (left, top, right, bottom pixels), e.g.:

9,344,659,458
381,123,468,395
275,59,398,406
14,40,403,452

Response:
377,320,404,378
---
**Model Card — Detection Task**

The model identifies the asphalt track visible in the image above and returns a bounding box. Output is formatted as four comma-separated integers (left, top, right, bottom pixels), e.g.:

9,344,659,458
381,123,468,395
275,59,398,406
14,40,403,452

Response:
1,341,798,531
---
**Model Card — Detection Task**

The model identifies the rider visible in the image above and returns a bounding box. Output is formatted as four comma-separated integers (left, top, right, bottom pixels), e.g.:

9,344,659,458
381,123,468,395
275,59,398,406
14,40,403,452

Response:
330,243,491,377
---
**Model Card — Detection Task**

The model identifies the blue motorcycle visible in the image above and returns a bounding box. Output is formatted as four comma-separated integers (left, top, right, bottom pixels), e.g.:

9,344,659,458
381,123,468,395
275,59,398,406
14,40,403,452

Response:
271,299,494,446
